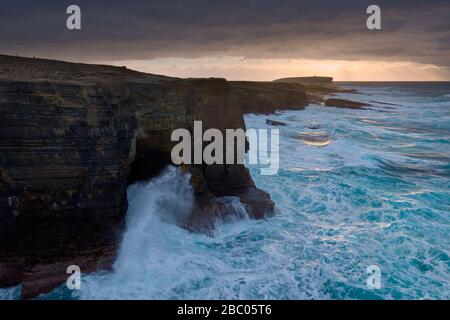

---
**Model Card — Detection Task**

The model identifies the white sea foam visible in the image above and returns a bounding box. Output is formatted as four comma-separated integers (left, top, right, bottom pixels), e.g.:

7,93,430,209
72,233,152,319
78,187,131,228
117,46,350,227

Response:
77,166,261,299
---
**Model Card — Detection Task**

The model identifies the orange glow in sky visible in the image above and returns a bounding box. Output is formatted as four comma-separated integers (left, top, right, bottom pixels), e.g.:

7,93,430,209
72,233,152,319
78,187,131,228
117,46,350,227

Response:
103,56,450,81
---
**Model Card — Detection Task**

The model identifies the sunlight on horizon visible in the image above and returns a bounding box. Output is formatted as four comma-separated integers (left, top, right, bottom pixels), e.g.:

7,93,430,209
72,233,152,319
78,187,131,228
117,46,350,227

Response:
102,56,450,81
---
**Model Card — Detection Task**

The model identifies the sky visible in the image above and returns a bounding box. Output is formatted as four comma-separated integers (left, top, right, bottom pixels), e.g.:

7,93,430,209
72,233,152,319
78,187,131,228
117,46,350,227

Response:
1,0,449,81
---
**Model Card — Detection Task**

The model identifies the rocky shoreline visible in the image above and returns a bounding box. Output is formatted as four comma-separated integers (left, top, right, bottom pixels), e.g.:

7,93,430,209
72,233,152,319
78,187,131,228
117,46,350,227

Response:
0,55,356,298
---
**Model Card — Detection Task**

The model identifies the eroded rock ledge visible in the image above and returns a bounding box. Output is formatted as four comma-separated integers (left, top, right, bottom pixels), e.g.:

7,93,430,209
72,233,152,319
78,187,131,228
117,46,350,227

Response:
324,98,369,109
0,55,313,298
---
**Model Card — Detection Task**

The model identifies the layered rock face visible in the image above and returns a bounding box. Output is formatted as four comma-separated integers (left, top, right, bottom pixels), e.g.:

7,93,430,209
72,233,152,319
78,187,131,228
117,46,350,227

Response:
0,55,308,298
230,81,307,114
324,98,369,109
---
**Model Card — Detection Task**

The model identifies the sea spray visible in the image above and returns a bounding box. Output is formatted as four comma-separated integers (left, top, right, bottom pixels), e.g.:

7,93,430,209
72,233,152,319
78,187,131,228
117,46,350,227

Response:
215,196,250,226
74,166,254,299
115,166,194,274
126,166,194,228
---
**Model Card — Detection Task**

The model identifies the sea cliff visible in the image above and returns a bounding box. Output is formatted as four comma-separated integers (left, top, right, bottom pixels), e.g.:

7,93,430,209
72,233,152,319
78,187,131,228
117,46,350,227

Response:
0,55,318,298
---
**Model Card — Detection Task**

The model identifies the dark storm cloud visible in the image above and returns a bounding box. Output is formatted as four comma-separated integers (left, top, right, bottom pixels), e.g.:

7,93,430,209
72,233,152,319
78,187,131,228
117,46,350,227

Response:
0,0,449,67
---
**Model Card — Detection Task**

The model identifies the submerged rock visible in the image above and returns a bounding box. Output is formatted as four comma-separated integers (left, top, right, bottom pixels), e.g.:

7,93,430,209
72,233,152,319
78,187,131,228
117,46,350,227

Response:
306,122,322,130
266,119,287,126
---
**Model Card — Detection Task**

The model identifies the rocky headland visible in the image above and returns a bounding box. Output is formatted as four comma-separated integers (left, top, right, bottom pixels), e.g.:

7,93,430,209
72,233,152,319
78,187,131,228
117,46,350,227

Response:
0,54,344,298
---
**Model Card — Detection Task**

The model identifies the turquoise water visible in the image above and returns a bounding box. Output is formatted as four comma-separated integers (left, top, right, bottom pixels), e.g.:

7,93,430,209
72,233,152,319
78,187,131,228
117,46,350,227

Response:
1,83,449,299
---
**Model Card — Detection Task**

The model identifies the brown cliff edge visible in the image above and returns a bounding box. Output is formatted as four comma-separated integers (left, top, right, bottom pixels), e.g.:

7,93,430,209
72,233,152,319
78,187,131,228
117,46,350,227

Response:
0,55,335,298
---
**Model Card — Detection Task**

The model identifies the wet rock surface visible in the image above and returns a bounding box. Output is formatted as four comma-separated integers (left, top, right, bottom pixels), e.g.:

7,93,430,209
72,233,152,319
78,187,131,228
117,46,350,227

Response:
324,98,369,109
266,119,287,126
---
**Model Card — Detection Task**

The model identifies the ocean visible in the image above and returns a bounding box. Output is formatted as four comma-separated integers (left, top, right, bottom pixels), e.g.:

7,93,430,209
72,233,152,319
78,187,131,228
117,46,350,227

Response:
1,82,449,300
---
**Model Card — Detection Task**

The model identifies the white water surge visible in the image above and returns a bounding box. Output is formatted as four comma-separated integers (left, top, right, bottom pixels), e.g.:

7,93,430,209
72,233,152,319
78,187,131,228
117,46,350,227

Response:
76,166,257,299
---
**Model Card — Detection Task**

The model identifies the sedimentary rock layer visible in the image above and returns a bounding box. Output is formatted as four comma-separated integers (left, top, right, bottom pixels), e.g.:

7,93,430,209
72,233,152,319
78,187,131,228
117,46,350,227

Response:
0,55,309,298
324,98,369,109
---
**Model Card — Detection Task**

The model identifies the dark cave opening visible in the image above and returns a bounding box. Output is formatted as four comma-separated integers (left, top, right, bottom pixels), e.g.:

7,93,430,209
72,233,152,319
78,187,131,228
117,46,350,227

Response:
126,138,173,186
